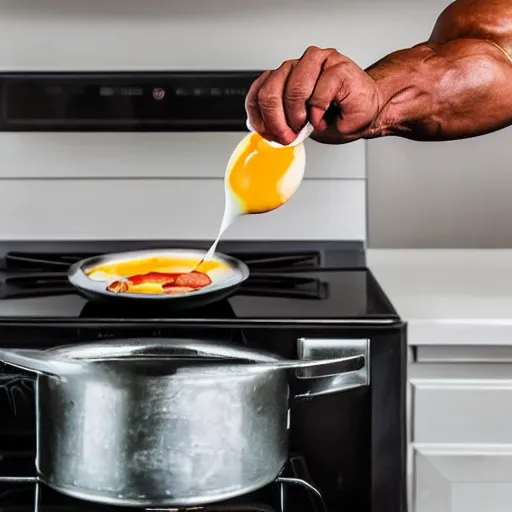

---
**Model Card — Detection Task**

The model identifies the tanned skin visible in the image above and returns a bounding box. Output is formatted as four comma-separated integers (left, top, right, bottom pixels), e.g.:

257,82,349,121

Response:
245,0,512,145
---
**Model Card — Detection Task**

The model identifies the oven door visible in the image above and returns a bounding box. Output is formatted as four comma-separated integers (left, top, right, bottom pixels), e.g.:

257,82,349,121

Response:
0,322,405,512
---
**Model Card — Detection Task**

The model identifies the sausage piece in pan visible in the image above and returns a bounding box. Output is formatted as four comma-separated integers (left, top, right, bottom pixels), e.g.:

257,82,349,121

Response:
107,270,212,295
125,272,179,286
174,271,212,288
107,280,129,293
162,285,197,295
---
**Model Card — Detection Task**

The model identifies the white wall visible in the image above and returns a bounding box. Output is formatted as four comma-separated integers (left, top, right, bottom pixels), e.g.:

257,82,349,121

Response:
0,0,375,241
5,0,483,245
368,128,512,248
360,0,512,249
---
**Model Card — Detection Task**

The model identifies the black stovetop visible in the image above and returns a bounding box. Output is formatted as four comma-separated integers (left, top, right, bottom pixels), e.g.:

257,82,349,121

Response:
0,240,397,324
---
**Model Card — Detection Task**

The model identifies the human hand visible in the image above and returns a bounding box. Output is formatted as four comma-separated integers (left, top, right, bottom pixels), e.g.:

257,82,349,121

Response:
245,46,382,145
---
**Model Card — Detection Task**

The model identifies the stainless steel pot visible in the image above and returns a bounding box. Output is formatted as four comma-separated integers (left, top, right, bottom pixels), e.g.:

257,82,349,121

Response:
0,338,369,508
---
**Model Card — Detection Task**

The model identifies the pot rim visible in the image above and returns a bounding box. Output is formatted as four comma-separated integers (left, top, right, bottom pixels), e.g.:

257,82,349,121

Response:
45,338,282,364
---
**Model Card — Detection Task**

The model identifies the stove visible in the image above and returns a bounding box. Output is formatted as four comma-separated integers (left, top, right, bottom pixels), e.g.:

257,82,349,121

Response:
0,240,394,323
0,240,406,512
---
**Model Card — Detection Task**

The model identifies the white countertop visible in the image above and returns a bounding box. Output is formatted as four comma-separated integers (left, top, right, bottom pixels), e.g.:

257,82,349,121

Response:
367,249,512,346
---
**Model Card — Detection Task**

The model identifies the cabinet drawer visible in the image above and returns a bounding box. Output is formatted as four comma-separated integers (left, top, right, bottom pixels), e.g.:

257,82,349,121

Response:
415,445,512,512
415,345,512,363
413,380,512,444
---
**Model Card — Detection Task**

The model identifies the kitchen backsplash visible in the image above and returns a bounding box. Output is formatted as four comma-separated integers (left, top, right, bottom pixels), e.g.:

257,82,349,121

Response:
0,131,365,240
368,125,512,248
0,0,476,246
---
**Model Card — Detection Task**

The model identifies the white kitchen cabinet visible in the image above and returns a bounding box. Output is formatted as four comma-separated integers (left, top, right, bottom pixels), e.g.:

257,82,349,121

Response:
414,444,512,512
416,345,512,363
368,250,512,511
409,371,512,512
413,379,512,444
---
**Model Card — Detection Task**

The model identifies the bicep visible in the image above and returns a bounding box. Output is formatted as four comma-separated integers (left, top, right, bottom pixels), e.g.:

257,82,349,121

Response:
429,0,512,56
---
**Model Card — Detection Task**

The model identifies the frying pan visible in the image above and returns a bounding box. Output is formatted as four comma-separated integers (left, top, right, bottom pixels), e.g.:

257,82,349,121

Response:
68,249,250,309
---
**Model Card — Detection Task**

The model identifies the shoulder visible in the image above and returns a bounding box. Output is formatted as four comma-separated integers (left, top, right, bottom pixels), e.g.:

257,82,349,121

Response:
429,0,512,57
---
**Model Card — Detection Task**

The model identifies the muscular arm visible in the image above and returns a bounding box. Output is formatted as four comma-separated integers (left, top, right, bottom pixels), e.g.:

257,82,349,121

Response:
366,0,512,141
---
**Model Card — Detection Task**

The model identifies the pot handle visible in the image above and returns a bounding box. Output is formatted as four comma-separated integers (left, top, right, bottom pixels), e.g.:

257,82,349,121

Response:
291,338,370,400
0,348,84,377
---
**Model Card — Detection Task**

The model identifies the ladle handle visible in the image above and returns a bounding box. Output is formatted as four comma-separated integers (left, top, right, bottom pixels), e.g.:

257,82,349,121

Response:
0,348,83,377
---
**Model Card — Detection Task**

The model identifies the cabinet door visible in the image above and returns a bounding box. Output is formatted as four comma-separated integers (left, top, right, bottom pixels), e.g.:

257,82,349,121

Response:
415,445,512,512
413,379,512,444
411,376,512,512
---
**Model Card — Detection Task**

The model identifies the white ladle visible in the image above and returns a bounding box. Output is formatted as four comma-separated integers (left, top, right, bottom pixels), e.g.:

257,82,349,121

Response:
200,121,314,265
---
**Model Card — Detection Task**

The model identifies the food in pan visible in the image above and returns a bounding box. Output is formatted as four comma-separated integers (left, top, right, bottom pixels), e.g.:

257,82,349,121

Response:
107,271,212,295
86,257,222,296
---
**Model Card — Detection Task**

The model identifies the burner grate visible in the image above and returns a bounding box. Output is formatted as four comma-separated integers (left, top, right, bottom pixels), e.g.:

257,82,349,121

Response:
0,252,328,302
3,251,322,273
4,254,83,271
0,455,326,512
0,273,327,302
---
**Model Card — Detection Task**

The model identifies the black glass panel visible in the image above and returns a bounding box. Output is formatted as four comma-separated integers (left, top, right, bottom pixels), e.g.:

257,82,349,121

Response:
0,72,262,131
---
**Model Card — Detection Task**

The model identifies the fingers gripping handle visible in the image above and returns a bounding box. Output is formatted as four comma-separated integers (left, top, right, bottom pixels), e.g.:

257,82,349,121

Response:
246,118,314,148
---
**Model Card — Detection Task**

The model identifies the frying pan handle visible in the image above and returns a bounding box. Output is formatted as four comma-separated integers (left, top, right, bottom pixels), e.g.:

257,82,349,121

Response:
290,338,370,400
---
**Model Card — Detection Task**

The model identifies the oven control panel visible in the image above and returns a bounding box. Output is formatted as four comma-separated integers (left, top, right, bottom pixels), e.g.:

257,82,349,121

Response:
0,71,262,132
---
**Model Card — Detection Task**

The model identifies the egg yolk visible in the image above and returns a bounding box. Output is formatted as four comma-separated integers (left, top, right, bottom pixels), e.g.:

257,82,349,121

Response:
228,133,296,214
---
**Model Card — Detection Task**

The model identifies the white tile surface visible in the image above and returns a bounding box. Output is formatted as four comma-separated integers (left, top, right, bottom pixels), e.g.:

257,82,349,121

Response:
0,178,365,240
368,249,512,346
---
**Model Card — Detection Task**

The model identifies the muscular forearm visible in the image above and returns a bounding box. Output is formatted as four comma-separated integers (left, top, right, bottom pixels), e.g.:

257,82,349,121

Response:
246,0,512,146
365,38,512,141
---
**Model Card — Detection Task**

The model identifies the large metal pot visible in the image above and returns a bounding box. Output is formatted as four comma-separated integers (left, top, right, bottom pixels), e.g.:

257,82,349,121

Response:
0,338,368,508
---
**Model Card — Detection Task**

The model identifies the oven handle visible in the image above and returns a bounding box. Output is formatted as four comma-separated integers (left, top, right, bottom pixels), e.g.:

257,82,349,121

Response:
291,338,370,400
